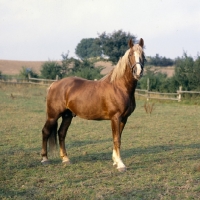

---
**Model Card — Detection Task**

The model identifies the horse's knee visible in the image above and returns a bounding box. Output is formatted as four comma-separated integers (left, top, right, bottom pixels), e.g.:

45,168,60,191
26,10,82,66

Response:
58,132,65,142
42,119,57,137
113,138,121,148
42,126,49,138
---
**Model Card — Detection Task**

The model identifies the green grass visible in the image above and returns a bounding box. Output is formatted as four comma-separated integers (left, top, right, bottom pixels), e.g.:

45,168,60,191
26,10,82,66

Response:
0,83,200,199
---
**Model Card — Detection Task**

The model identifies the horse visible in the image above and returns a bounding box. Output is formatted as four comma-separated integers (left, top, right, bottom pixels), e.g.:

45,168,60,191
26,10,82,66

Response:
41,38,145,172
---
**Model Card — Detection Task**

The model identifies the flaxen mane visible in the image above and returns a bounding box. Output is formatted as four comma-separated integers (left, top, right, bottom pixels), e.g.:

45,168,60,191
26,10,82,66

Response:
110,44,143,82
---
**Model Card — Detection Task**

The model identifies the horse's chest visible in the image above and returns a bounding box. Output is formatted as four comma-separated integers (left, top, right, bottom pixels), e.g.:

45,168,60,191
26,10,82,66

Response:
123,99,136,117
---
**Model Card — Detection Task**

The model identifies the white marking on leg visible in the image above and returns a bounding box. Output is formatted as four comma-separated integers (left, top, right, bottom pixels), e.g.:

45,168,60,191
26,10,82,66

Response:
117,160,126,170
62,156,70,163
112,149,126,169
112,149,118,166
41,156,48,163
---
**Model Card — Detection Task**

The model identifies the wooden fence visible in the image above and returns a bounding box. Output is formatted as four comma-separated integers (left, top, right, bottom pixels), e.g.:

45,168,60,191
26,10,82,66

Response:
0,75,58,86
1,76,200,102
27,74,58,85
136,86,200,102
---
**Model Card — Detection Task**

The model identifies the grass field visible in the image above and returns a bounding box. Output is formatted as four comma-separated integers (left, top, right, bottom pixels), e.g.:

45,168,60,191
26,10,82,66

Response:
0,83,200,199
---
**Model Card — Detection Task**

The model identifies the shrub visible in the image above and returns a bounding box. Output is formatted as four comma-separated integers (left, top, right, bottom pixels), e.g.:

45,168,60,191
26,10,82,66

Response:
19,66,38,80
40,61,62,79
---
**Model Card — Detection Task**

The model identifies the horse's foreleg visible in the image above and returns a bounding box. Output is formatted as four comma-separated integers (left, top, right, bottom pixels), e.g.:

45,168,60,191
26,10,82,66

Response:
111,116,126,172
58,116,72,164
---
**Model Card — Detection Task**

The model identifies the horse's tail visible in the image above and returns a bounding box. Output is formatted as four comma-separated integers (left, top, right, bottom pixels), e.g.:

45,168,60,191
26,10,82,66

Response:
46,82,58,153
48,122,58,153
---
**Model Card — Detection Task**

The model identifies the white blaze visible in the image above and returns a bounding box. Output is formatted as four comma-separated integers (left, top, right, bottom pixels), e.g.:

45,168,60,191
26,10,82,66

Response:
134,51,142,76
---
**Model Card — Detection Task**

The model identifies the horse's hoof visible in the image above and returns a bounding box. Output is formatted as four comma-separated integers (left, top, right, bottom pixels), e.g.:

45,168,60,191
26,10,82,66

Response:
41,160,49,165
117,167,126,172
62,160,71,165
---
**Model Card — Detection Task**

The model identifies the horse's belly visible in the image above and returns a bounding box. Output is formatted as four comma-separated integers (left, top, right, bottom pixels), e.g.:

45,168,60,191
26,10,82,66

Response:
67,99,110,120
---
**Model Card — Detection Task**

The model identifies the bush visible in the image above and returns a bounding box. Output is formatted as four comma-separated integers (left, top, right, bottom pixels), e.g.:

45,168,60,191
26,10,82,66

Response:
174,53,200,91
40,61,62,79
19,66,38,80
137,66,178,92
67,59,103,80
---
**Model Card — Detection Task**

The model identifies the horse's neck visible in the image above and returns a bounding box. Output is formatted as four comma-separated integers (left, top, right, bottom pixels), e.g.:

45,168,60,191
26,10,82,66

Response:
113,76,137,99
100,69,137,94
120,69,137,93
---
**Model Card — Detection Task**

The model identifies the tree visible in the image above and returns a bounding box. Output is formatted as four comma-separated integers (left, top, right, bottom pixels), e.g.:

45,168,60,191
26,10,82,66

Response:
137,53,200,93
174,53,200,91
60,50,103,80
67,59,103,80
96,30,137,64
74,30,137,64
138,66,174,92
147,54,174,66
75,38,102,59
192,55,200,90
61,51,76,75
40,61,62,79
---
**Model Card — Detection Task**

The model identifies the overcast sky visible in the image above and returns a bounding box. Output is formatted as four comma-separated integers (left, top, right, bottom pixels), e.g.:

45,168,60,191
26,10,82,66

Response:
0,0,200,61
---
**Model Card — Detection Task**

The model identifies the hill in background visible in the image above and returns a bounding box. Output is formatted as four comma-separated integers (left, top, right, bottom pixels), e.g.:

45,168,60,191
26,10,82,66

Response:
0,59,174,77
0,60,45,75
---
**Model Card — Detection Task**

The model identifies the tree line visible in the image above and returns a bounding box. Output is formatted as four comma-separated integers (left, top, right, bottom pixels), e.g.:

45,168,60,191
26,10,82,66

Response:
18,30,137,81
1,30,199,93
138,53,200,92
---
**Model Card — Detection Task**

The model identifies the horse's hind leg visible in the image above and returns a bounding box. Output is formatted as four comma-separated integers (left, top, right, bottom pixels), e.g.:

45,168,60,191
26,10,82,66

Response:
58,113,73,164
41,118,57,164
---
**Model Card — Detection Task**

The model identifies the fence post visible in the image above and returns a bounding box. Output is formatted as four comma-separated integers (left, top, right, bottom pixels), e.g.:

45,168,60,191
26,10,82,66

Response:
28,74,31,82
56,75,58,80
177,86,182,102
147,78,150,101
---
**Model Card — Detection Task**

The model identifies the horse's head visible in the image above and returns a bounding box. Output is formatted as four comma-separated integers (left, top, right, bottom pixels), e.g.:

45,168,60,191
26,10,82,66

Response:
128,38,145,80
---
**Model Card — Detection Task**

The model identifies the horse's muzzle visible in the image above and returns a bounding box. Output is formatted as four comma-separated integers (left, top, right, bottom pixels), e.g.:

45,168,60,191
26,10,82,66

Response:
133,68,143,80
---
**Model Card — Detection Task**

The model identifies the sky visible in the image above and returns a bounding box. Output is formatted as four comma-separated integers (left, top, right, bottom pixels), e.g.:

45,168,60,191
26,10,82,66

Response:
0,0,200,61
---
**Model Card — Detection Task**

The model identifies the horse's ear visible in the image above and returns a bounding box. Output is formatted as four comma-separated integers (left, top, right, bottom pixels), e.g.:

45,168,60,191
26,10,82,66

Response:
128,39,134,48
139,38,144,48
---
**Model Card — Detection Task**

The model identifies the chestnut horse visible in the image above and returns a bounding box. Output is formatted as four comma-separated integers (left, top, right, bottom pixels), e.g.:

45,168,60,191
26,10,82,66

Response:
41,38,145,172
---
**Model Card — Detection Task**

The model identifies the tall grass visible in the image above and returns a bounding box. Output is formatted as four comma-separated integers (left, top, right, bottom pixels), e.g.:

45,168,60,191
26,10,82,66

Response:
0,83,200,199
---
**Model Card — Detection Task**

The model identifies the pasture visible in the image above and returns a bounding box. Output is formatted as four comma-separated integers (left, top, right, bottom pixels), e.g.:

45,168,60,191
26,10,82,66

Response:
0,83,200,199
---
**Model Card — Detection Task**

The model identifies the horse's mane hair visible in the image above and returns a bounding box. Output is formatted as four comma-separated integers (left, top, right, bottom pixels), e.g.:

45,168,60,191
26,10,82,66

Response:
110,44,143,82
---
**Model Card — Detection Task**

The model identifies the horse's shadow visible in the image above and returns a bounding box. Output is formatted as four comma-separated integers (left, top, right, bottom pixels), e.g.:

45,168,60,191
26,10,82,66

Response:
67,138,111,148
68,141,200,166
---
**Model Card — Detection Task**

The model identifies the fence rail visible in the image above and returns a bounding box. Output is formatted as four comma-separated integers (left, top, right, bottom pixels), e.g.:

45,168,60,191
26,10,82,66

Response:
136,86,200,101
136,89,179,101
1,77,200,102
0,75,58,86
28,74,58,84
179,90,200,94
